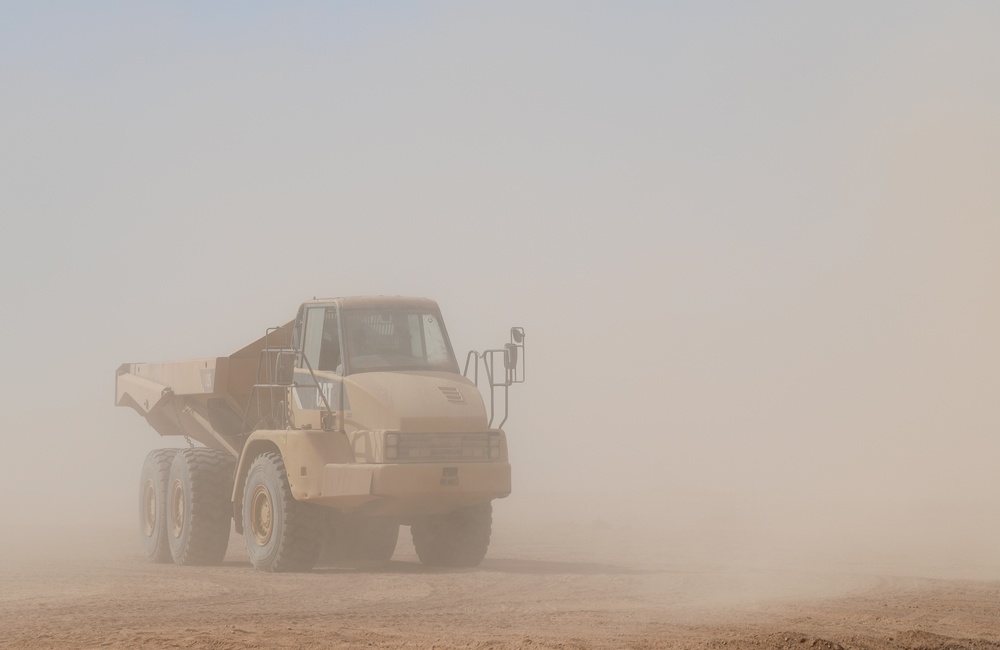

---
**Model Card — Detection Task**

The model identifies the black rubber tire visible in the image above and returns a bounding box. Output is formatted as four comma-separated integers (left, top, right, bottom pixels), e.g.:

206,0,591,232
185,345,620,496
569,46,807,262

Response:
138,449,179,563
319,515,399,567
242,452,323,572
411,502,492,568
166,448,236,566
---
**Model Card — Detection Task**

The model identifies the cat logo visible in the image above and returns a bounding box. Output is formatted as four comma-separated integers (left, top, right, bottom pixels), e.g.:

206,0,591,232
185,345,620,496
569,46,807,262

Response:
440,467,459,486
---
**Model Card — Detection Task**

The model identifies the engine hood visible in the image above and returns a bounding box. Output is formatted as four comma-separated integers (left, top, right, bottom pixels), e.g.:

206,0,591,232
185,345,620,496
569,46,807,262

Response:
343,371,489,432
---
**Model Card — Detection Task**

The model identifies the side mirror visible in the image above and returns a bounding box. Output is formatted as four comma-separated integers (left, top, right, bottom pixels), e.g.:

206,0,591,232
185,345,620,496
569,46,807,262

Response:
504,343,519,370
505,327,524,383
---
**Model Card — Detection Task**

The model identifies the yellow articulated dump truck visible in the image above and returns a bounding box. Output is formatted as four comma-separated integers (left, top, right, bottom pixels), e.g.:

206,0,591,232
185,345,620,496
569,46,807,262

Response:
116,296,525,572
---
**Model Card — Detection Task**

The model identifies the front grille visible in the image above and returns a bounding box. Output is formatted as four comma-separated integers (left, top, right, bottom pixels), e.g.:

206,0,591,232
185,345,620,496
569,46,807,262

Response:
393,432,491,463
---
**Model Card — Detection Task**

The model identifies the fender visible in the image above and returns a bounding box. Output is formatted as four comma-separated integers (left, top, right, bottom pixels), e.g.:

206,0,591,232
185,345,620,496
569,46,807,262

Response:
231,428,355,533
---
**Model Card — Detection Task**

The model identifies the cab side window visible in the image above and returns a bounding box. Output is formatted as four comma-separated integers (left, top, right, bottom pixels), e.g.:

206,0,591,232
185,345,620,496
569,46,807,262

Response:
302,307,341,373
318,310,341,372
302,307,325,370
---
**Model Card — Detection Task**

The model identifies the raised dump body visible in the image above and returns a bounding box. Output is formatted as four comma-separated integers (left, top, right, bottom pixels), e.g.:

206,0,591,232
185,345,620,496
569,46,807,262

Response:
116,322,294,455
117,296,524,572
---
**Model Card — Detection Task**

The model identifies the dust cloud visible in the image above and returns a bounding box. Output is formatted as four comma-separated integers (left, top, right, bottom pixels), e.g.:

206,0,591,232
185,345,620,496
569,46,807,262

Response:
1,2,999,647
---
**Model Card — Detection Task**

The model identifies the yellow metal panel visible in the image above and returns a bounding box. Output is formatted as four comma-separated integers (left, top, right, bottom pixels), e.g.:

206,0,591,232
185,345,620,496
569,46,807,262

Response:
322,464,374,496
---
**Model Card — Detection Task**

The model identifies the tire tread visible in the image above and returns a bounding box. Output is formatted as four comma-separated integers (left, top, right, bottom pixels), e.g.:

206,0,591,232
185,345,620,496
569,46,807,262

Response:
168,448,236,566
412,502,492,567
139,448,179,563
245,452,322,572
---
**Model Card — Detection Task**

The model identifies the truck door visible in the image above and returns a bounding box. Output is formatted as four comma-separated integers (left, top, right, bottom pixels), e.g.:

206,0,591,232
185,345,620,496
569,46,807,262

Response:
294,306,348,418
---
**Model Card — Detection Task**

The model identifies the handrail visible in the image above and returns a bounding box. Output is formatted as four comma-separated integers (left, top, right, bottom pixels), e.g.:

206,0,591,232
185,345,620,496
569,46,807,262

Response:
240,327,337,435
463,327,524,430
298,353,337,429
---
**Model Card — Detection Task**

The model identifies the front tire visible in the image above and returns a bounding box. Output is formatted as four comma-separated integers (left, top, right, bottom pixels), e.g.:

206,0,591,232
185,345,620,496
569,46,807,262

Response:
411,502,492,567
166,448,235,566
319,515,399,567
138,449,178,563
242,452,323,572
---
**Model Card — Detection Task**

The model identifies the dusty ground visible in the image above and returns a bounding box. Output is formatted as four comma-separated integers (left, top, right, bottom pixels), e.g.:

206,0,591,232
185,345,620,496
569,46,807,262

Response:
2,504,999,650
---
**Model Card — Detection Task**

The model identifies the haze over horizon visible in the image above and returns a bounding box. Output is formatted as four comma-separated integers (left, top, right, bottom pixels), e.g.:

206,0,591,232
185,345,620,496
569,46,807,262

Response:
2,3,998,571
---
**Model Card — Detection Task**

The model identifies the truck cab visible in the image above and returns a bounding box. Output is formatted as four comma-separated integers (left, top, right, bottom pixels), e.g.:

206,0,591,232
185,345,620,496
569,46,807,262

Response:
243,296,511,512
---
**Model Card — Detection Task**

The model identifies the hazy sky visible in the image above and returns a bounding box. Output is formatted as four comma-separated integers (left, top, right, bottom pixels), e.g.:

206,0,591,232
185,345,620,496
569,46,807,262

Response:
2,2,998,537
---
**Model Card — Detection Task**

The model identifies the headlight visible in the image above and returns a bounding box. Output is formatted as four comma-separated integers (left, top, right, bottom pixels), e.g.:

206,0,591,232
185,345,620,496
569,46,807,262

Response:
488,433,501,460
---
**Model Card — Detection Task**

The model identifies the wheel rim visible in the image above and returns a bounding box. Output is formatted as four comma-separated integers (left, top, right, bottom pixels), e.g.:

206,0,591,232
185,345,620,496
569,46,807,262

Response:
249,485,273,547
169,479,185,539
142,480,156,536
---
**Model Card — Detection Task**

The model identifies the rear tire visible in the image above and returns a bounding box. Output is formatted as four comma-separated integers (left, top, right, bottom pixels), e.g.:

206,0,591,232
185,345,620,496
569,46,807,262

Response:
166,448,236,566
138,449,178,563
242,452,323,572
411,502,492,567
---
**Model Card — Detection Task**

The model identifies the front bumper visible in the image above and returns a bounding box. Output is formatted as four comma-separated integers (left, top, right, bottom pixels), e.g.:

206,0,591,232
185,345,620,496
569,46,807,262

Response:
310,461,512,515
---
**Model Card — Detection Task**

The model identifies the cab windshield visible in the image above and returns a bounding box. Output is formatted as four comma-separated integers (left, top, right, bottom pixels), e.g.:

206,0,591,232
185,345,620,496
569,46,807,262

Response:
343,310,458,374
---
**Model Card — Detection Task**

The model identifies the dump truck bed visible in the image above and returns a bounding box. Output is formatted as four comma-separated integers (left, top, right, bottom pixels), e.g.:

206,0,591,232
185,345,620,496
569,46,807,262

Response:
115,322,293,453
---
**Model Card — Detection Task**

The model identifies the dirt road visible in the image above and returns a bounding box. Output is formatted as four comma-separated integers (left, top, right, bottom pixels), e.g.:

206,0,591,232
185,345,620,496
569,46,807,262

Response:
2,512,999,649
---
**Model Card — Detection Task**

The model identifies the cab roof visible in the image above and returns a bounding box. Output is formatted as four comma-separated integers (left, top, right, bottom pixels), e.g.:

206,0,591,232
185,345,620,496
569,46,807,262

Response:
300,296,441,311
